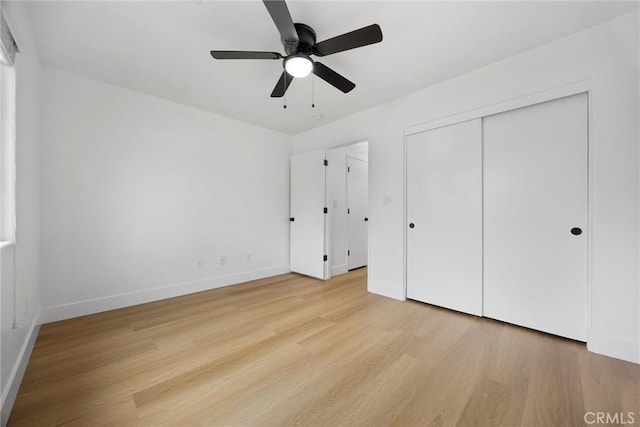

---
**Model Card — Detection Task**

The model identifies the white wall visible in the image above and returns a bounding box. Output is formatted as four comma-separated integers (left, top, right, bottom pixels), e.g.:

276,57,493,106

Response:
39,67,291,322
326,142,367,276
0,1,42,422
292,12,639,363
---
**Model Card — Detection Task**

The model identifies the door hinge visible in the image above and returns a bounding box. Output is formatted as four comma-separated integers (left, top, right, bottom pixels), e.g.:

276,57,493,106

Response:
348,250,350,256
324,159,328,166
347,166,350,172
324,207,328,214
323,255,328,262
347,208,350,214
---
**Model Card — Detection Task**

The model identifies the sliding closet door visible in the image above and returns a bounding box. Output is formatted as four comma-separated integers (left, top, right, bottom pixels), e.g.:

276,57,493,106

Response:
483,93,588,341
406,119,482,316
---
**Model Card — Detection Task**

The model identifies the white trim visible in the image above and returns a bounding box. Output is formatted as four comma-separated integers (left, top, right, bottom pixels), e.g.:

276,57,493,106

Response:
323,149,329,280
40,265,289,324
480,118,485,317
1,312,40,426
402,130,408,297
585,91,593,349
324,138,369,153
588,333,640,364
366,141,372,295
404,79,592,137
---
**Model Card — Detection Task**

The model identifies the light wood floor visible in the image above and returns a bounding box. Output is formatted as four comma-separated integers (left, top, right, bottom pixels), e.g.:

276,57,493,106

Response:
10,268,640,426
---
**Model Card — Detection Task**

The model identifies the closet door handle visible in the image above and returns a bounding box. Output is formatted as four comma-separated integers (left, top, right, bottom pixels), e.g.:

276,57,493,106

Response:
289,217,295,222
364,217,369,222
409,223,415,229
570,227,582,235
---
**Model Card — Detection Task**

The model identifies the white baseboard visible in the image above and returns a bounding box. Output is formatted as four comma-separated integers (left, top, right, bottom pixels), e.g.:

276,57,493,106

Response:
588,332,640,364
1,313,41,427
331,264,349,276
40,265,290,324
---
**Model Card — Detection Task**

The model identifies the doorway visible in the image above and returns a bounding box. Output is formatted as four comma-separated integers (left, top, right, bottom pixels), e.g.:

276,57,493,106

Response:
327,141,369,276
289,142,369,280
347,156,368,270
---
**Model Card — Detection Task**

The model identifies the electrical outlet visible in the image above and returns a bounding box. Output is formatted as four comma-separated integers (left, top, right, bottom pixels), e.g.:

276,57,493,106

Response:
220,256,226,266
196,259,203,269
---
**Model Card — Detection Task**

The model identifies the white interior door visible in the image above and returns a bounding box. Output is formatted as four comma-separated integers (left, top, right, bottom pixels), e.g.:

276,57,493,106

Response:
483,93,588,341
290,149,327,280
347,157,368,270
406,119,483,316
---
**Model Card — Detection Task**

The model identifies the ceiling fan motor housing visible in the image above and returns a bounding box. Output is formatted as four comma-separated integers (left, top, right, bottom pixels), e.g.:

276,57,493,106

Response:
292,23,316,55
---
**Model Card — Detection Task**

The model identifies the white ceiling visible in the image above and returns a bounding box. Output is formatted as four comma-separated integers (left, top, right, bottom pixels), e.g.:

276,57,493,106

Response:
25,1,638,135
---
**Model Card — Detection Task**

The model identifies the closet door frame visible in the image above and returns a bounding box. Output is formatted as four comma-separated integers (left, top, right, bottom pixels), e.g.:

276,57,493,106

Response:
403,80,593,338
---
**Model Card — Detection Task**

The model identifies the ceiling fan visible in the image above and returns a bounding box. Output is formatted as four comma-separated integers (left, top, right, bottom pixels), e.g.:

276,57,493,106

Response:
210,0,383,98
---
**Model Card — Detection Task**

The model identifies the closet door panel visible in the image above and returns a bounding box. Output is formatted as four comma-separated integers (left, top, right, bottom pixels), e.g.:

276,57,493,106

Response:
406,119,482,316
483,93,588,341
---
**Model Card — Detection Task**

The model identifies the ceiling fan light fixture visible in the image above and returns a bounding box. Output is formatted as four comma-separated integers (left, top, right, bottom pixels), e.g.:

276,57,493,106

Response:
285,54,313,78
209,1,383,98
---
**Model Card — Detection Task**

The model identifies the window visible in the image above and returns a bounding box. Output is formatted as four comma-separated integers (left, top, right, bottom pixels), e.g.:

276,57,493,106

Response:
0,8,18,243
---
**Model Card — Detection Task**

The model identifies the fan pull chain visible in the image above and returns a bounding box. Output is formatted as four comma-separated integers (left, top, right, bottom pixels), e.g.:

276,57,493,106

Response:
283,73,287,109
312,75,315,108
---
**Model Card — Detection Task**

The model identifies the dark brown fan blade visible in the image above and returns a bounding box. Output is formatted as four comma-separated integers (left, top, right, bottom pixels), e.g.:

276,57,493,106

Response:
313,24,383,57
263,0,299,54
210,51,282,60
312,62,355,93
270,71,294,97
